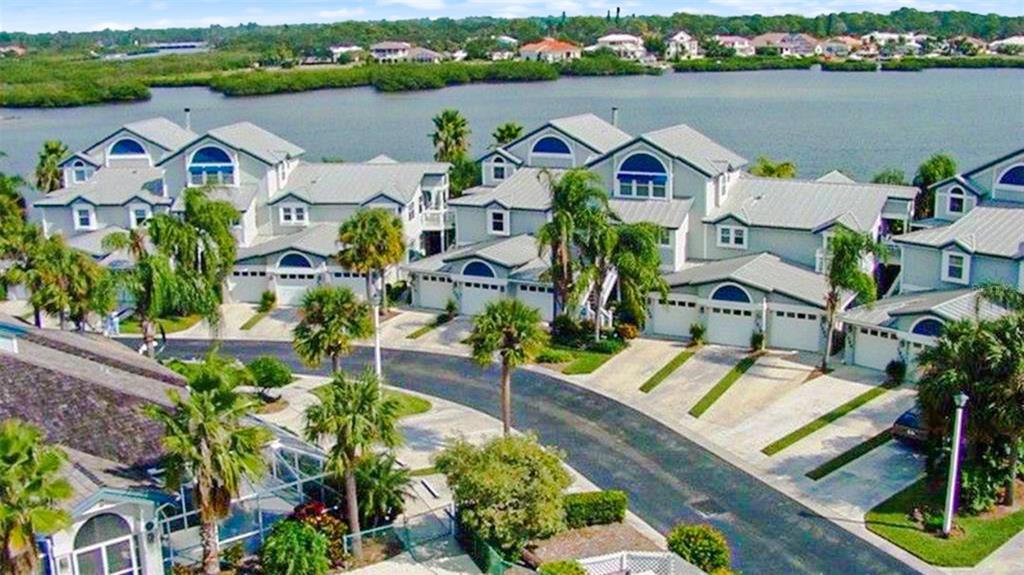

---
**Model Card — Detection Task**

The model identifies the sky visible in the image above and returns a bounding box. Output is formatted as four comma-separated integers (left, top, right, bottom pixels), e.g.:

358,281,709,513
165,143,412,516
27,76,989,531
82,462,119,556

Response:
1,1,1022,34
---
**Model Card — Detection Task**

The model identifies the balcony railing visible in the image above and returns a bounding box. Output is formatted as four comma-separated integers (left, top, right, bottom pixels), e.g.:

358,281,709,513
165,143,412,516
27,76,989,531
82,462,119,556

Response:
422,208,454,230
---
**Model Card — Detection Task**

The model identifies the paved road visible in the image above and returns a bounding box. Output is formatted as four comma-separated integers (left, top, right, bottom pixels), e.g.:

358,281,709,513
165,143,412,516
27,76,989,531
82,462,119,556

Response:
155,339,919,575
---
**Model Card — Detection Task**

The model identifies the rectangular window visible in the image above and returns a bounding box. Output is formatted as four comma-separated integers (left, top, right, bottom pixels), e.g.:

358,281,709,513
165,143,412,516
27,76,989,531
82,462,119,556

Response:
73,168,90,183
76,209,92,229
488,209,508,235
943,252,969,284
619,180,634,197
948,195,964,214
131,207,150,228
652,182,667,198
493,165,506,180
190,171,204,186
717,225,748,249
658,227,671,246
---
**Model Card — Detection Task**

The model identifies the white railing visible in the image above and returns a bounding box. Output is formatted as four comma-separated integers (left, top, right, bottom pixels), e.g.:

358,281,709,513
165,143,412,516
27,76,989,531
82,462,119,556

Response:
422,209,453,230
579,551,706,575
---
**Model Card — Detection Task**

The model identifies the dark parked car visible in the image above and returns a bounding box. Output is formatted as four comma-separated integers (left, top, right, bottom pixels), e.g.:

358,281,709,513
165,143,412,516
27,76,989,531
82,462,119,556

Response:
892,406,927,445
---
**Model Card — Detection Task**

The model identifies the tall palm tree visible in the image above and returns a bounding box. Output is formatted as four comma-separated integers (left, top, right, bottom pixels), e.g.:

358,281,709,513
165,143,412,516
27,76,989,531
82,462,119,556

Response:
430,109,471,163
305,371,401,560
145,360,272,575
467,298,548,436
490,122,523,148
0,420,73,575
612,223,669,330
336,208,405,378
750,156,797,179
821,227,885,371
536,169,609,319
33,238,107,330
575,209,618,341
293,285,372,374
0,216,46,327
34,140,68,193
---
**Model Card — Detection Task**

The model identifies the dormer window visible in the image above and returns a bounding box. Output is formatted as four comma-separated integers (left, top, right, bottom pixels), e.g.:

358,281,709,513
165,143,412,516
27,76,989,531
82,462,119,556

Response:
717,224,747,249
279,204,308,226
70,160,93,184
947,186,965,214
492,157,507,181
188,146,236,186
942,251,970,284
616,153,668,199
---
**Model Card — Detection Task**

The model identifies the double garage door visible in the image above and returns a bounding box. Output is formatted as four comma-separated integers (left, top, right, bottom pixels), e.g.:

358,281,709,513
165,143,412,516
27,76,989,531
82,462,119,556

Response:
460,281,505,316
706,305,756,347
276,273,318,306
229,270,269,304
769,310,822,352
854,327,901,371
516,284,554,322
417,274,454,310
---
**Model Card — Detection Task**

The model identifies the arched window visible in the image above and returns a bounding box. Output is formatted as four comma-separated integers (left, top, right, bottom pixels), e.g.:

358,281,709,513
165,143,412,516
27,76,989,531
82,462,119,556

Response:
188,146,235,186
462,260,496,278
997,164,1024,187
617,152,668,198
74,514,138,575
279,253,313,268
109,138,146,156
911,318,944,337
71,159,93,183
711,284,751,303
531,136,572,156
947,186,965,214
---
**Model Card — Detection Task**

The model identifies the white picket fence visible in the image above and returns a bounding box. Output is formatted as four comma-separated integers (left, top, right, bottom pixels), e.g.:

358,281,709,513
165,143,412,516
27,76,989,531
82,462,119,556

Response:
578,551,705,575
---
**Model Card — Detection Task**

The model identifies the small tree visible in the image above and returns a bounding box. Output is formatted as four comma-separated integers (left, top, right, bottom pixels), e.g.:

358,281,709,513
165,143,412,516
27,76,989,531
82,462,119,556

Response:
872,168,908,185
355,453,411,528
491,122,524,147
667,524,731,574
247,356,293,399
293,285,372,374
750,156,797,179
259,520,329,575
435,435,571,556
34,140,68,193
821,227,885,371
913,153,957,218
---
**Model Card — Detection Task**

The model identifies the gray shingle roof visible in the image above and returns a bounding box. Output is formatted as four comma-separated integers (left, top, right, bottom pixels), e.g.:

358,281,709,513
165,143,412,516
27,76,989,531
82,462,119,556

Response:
842,288,1010,328
237,223,341,261
640,124,747,176
707,175,919,232
273,161,449,205
610,198,692,229
894,202,1024,259
34,167,169,207
122,117,197,152
405,234,548,279
449,168,560,211
549,114,632,154
206,121,305,164
662,253,829,307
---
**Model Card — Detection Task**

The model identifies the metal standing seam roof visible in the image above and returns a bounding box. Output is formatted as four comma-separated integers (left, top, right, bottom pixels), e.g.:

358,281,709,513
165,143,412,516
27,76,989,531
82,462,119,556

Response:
236,223,341,261
205,122,306,164
841,288,1010,328
639,124,748,177
817,170,856,184
548,114,632,154
707,175,919,232
34,167,169,207
121,117,197,152
405,234,549,276
609,198,693,229
272,161,449,206
894,202,1024,259
661,252,830,307
450,167,561,211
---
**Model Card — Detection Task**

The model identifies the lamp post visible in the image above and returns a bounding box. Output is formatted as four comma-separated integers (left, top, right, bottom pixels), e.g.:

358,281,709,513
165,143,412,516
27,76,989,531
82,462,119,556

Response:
943,392,969,537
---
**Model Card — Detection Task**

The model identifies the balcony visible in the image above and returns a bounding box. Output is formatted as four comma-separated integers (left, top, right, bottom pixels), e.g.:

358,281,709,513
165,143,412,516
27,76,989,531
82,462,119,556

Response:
422,208,454,231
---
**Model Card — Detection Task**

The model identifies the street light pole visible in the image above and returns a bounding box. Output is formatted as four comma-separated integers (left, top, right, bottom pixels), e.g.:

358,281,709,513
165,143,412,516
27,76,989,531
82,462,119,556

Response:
943,392,969,537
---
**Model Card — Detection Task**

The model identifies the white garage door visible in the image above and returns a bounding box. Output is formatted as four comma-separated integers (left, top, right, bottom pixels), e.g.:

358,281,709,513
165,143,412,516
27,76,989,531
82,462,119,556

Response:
460,281,505,316
516,284,554,322
650,296,699,338
854,327,901,371
707,305,756,347
228,270,269,304
769,309,823,352
416,274,454,310
329,271,368,300
276,273,318,306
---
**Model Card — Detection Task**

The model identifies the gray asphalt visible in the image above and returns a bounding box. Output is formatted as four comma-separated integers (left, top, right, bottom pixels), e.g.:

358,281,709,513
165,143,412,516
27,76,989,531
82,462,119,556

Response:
152,338,920,575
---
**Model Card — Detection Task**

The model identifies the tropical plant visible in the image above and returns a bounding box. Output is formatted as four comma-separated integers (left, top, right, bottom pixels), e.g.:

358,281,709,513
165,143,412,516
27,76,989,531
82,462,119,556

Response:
292,285,372,374
538,560,587,575
913,153,957,218
575,208,618,342
0,209,48,327
435,435,570,556
430,108,471,163
611,223,668,329
305,371,401,559
30,236,111,330
667,523,731,574
0,171,25,207
690,322,706,345
491,121,523,147
258,289,277,313
34,140,68,193
467,298,548,436
871,168,908,185
145,358,272,575
355,453,411,528
0,420,73,575
750,156,797,179
259,520,329,575
821,227,885,371
247,356,293,398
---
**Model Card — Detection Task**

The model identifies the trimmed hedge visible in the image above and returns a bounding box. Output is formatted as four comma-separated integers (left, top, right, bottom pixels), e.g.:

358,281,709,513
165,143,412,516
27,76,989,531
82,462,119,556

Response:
667,523,731,574
563,490,628,529
821,60,878,72
538,560,586,575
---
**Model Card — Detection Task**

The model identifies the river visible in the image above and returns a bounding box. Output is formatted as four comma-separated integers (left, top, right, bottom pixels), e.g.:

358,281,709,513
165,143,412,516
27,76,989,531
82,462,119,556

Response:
1,68,1022,181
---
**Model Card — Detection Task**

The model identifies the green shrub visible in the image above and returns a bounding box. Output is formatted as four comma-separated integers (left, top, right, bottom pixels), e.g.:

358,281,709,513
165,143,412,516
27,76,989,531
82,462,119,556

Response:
563,490,628,528
258,290,277,313
673,56,815,73
559,54,659,76
667,523,731,573
247,356,293,395
538,560,587,575
821,60,878,72
885,359,907,386
690,322,706,345
259,520,330,575
444,298,459,321
537,347,575,364
616,323,639,340
750,330,764,351
587,338,626,355
551,315,582,344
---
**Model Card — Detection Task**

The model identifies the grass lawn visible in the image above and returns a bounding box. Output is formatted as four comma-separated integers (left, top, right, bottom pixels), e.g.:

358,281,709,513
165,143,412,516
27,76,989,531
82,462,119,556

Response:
121,314,202,334
239,311,269,331
311,385,432,419
805,429,893,480
762,381,898,456
410,466,438,477
639,347,698,393
688,354,760,418
407,323,437,339
866,478,1024,567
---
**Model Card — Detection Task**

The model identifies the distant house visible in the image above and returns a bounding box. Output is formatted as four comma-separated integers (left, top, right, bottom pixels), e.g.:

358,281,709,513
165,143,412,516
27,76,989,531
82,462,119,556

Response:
0,44,27,57
713,35,755,57
990,35,1024,52
496,35,519,48
752,33,821,57
666,30,700,59
408,46,443,63
820,36,861,58
520,37,581,63
329,44,363,62
370,41,411,63
589,33,647,60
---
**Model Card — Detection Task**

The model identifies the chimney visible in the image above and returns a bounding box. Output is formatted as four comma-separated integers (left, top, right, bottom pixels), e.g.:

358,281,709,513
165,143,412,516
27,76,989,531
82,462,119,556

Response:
184,107,192,131
611,106,619,127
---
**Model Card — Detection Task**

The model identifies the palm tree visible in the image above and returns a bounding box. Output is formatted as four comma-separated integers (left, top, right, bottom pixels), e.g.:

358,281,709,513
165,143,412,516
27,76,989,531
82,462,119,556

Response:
0,171,25,208
34,238,107,330
467,298,548,436
34,140,68,193
913,153,957,219
145,360,272,575
293,285,372,374
821,227,885,371
355,453,411,528
612,223,669,330
575,209,618,341
430,109,471,163
0,216,46,327
336,208,405,378
536,169,608,319
750,156,797,179
305,371,401,559
0,420,73,575
491,122,523,148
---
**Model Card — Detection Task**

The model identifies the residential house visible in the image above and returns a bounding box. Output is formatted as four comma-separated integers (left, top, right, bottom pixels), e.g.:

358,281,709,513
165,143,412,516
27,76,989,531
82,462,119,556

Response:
496,35,519,48
408,46,443,63
752,33,821,57
713,35,755,57
589,33,647,60
990,35,1024,52
519,37,582,63
820,37,858,59
329,44,363,62
369,41,411,63
666,31,700,60
0,317,332,575
0,44,27,56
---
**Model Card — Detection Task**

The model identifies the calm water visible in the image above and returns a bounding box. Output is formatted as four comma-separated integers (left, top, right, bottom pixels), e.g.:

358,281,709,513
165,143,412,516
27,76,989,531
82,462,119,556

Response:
1,68,1022,181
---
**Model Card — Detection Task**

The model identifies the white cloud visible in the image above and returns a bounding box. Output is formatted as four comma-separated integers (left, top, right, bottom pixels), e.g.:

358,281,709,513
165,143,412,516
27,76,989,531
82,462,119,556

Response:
380,0,446,10
318,7,368,19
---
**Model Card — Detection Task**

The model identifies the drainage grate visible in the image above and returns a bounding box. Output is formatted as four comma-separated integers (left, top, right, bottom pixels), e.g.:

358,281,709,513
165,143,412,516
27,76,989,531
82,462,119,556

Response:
690,498,727,517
